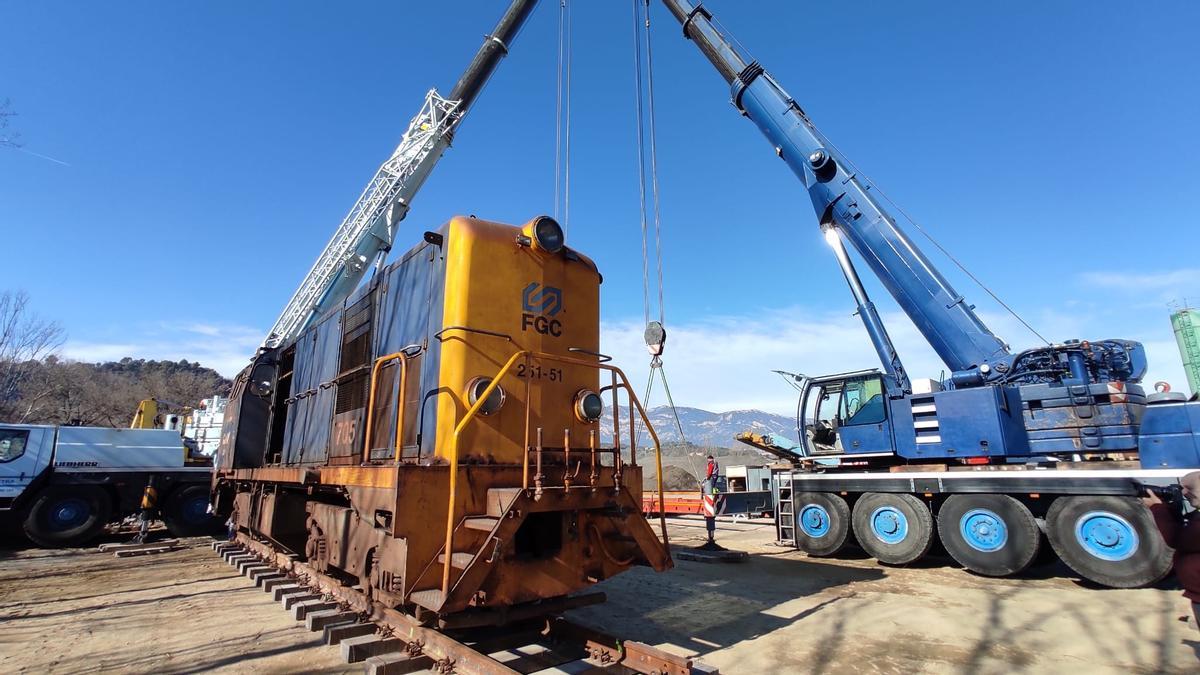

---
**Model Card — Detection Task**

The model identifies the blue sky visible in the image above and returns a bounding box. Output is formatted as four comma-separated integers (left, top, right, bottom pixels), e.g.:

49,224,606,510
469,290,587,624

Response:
2,1,1198,413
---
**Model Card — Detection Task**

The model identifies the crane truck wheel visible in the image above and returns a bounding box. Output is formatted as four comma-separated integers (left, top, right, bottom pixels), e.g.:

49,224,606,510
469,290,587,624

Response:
22,485,112,547
793,492,850,557
1045,495,1172,588
936,494,1039,577
162,485,219,537
851,492,935,565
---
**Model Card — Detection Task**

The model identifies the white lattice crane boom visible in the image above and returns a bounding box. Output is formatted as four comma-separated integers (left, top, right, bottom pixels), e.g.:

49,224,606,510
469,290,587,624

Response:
263,0,538,349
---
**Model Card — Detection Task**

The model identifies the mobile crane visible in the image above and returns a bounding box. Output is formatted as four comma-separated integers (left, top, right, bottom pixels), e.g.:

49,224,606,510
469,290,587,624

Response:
662,0,1199,587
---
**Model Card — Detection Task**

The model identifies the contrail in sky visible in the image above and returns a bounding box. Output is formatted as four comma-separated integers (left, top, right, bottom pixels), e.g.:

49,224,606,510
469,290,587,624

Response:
13,146,71,166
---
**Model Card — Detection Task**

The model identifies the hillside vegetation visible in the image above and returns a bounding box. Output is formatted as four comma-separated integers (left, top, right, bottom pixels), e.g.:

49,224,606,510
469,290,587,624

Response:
1,357,231,427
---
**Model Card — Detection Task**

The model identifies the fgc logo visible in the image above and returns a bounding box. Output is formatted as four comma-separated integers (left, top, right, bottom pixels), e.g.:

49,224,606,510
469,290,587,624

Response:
521,282,563,337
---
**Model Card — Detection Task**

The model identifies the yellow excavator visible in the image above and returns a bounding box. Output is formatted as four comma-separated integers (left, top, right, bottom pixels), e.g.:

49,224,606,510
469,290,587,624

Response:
129,398,188,431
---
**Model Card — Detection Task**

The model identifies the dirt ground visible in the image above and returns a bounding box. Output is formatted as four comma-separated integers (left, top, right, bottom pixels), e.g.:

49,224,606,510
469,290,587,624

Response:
1,520,1197,674
0,534,353,674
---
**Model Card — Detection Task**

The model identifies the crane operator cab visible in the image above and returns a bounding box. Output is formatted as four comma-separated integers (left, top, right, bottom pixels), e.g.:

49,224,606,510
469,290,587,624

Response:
800,370,891,457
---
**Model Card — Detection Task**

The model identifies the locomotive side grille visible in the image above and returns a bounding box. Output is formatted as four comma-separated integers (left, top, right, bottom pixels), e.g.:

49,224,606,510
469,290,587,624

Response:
336,290,375,416
339,293,374,375
336,371,370,413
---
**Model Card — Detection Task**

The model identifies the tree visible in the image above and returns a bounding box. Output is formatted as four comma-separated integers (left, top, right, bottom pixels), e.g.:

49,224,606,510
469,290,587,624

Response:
0,291,64,421
0,99,21,149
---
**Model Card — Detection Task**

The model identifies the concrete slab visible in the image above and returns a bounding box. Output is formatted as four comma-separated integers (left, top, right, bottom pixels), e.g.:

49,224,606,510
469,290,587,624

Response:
341,635,404,663
364,652,433,675
306,609,358,632
114,545,182,558
236,559,265,573
282,592,322,610
255,573,287,588
324,622,376,646
293,600,338,621
674,547,749,564
261,576,292,592
272,584,304,601
99,539,179,552
243,565,273,578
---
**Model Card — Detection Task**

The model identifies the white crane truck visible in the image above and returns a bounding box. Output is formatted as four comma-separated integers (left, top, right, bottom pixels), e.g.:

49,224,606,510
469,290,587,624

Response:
0,424,214,546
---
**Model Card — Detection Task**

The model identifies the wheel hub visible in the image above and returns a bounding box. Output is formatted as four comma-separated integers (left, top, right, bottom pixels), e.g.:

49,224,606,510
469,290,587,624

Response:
870,506,909,544
1074,511,1139,562
50,498,88,530
799,504,830,538
181,497,209,524
960,508,1008,553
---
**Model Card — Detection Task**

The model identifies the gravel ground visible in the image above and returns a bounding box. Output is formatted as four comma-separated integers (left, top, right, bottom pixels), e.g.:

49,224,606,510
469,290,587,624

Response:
1,521,1197,674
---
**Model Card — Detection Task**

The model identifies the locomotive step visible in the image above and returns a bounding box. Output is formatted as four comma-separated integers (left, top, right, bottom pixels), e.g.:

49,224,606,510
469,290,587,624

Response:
464,516,499,532
436,552,474,569
486,488,521,517
408,589,444,611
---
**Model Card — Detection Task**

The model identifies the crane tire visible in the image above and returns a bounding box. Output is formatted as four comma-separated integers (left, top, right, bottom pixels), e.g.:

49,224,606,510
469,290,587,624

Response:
851,492,935,565
794,492,850,557
1045,495,1172,588
937,494,1039,577
162,485,218,537
23,485,112,547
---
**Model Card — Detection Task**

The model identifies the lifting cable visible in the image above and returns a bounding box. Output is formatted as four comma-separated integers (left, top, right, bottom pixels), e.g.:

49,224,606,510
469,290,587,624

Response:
821,136,1051,347
631,0,698,484
553,0,573,233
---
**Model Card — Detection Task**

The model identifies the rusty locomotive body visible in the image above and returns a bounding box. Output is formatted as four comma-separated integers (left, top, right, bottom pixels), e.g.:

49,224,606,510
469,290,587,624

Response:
213,215,671,623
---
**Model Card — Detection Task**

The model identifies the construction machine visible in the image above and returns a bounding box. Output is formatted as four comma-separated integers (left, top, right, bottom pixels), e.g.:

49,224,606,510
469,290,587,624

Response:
662,0,1199,588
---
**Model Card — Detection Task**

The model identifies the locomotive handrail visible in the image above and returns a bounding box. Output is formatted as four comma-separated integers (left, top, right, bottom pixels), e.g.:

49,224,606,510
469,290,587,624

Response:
443,349,668,597
434,325,514,342
362,351,411,464
567,346,613,363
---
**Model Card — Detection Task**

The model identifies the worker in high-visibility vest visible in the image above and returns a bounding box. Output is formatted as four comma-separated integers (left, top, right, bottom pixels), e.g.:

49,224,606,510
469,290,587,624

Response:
133,478,158,544
703,456,720,545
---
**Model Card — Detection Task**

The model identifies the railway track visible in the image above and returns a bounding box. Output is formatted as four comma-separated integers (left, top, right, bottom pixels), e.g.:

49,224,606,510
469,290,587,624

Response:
212,536,713,675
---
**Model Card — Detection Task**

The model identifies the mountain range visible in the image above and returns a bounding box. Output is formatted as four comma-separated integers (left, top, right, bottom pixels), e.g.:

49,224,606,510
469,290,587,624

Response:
598,405,798,448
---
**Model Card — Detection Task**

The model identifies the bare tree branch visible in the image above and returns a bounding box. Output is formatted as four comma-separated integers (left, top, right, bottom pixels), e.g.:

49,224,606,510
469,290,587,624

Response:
0,290,65,420
0,99,22,149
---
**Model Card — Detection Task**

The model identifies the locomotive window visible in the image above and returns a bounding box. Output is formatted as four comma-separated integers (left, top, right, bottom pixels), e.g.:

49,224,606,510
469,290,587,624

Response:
249,363,276,398
841,376,886,426
0,429,29,462
806,384,842,453
815,386,841,426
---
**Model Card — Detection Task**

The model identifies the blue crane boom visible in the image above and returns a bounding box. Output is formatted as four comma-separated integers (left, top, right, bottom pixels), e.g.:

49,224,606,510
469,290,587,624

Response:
660,0,1010,387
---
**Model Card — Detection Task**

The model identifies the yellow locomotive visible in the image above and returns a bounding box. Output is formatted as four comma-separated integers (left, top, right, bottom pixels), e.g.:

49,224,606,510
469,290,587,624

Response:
214,215,671,623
